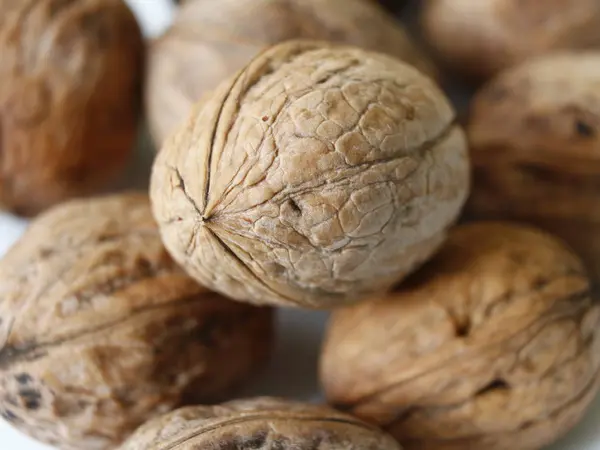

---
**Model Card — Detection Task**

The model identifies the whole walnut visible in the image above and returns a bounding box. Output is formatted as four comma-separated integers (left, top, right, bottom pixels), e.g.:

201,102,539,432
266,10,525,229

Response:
466,53,600,285
146,0,435,146
118,397,402,450
420,0,600,81
320,222,600,450
0,0,144,216
150,40,470,309
0,193,274,450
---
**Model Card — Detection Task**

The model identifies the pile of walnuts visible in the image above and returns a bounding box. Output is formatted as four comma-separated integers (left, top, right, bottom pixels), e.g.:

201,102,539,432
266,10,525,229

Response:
0,0,598,449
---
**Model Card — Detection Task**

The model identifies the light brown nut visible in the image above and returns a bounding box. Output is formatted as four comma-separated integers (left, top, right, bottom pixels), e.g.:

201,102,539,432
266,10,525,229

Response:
118,397,402,450
150,40,470,309
146,0,435,147
421,0,600,81
0,0,144,216
0,193,274,450
466,52,600,285
320,222,600,450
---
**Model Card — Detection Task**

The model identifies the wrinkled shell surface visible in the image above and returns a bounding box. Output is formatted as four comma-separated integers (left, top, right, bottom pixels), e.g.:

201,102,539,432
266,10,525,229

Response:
421,0,600,81
0,0,144,216
320,222,600,450
466,53,600,284
151,40,470,309
147,0,435,146
118,397,402,449
0,194,274,450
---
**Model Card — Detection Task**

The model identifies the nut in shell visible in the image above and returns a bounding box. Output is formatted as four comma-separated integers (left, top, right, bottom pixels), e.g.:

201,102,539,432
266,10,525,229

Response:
118,397,402,449
466,52,600,285
146,0,435,146
0,193,274,450
0,0,144,216
421,0,600,81
151,40,470,309
320,222,600,450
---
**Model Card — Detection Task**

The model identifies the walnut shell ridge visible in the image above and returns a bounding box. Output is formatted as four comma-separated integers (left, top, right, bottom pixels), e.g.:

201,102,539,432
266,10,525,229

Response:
118,397,402,450
0,0,144,216
320,222,600,450
151,40,470,309
466,52,600,284
0,193,274,450
421,0,600,81
146,0,435,146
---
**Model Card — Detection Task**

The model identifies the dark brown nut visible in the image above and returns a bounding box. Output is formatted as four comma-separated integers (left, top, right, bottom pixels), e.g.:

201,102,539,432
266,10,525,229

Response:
421,0,600,81
466,52,600,285
118,397,402,449
146,0,435,146
150,40,470,309
0,193,274,450
0,0,144,216
320,222,600,450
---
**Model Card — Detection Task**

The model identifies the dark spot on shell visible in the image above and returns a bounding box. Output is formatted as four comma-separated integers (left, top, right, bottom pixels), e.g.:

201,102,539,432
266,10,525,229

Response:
485,84,510,101
575,120,595,138
1,409,18,423
262,116,269,122
135,257,154,275
287,199,302,214
242,430,268,448
15,373,32,385
455,319,471,338
476,379,510,396
19,389,41,410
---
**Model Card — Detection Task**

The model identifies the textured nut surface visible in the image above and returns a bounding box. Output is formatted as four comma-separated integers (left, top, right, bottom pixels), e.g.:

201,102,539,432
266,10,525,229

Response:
466,53,600,284
320,222,600,450
147,0,435,146
421,0,600,81
0,193,274,450
0,0,144,216
150,40,470,309
118,397,402,449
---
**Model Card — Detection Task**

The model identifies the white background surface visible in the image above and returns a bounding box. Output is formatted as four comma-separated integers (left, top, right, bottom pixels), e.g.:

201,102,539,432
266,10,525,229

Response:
0,1,598,449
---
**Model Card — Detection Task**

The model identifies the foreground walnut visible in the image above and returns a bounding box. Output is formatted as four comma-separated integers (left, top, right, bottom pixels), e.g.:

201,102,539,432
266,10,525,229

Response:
320,222,600,450
118,397,402,449
146,0,434,146
421,0,600,81
0,0,144,216
0,194,273,450
466,53,600,284
151,40,470,309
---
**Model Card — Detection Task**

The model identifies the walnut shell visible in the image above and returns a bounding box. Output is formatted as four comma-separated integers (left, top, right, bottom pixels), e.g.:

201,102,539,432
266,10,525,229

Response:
320,222,600,450
0,0,144,216
421,0,600,81
118,397,402,449
0,193,274,450
465,52,600,284
146,0,435,146
150,40,470,309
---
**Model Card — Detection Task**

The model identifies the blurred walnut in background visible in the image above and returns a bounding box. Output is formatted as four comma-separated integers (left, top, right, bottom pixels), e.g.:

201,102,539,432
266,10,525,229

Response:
466,53,600,285
147,0,435,147
421,0,600,81
321,222,600,450
0,0,144,216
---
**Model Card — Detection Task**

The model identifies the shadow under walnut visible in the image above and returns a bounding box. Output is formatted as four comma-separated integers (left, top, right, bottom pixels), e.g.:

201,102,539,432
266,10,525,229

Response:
0,193,274,450
320,222,600,450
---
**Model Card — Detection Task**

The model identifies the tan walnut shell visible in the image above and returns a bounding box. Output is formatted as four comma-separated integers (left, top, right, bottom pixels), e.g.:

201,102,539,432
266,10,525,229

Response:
466,52,600,285
421,0,600,81
0,193,274,450
0,0,144,216
320,222,600,450
118,397,402,450
146,0,435,146
150,40,470,309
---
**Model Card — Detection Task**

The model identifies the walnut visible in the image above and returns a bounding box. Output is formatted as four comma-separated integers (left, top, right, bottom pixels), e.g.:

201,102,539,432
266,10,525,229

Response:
118,397,402,449
150,40,470,309
420,0,600,81
146,0,435,146
465,52,600,285
0,0,144,216
320,222,600,450
0,193,274,450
